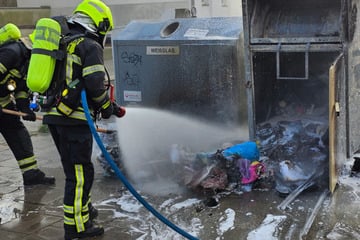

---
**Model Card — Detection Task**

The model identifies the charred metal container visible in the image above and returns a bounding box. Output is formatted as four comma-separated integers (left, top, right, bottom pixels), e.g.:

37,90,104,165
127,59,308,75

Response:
112,17,246,126
241,0,360,192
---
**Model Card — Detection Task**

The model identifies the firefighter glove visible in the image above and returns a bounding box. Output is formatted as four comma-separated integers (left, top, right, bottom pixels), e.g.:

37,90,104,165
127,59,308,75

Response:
112,102,126,118
101,102,113,119
22,110,36,121
15,98,36,121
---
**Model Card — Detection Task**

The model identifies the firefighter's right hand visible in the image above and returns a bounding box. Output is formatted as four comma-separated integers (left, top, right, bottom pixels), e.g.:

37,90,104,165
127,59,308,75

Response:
100,103,113,119
112,102,126,118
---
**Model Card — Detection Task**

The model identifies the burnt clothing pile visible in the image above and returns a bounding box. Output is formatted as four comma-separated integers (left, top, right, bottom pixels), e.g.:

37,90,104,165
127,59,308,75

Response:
256,119,329,195
170,141,266,192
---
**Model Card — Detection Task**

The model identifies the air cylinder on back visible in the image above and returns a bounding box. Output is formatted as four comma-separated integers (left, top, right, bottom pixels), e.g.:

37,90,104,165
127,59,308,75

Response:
27,18,61,94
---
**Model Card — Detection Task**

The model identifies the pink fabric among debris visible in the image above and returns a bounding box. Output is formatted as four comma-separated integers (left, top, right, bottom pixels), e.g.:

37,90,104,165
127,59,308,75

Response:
241,161,266,184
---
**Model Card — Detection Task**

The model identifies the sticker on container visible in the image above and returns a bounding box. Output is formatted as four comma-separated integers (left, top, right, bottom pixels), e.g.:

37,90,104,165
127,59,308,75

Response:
124,90,142,102
184,28,209,38
146,46,179,55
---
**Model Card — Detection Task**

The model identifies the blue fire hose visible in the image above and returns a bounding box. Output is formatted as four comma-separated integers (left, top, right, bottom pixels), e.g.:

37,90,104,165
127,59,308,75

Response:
81,90,198,240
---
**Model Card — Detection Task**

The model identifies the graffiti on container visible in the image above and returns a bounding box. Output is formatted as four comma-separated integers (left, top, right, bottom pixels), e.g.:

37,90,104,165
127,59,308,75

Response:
123,72,140,87
121,51,142,66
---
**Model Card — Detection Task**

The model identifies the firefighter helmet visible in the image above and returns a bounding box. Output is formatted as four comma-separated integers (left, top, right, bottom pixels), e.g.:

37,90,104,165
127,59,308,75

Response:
73,0,114,35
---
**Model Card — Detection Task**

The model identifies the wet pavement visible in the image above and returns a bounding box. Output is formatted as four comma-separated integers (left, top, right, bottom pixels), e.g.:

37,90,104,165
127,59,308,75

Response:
0,117,360,240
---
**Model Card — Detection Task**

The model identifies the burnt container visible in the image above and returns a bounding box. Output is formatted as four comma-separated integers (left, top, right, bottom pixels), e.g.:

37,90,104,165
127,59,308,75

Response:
241,0,360,192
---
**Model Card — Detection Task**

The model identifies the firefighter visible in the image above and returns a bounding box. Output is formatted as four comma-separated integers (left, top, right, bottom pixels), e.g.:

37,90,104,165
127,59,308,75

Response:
0,28,55,186
41,1,125,239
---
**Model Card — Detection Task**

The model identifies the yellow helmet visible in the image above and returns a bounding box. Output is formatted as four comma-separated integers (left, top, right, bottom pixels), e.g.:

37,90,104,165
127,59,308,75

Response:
73,0,114,35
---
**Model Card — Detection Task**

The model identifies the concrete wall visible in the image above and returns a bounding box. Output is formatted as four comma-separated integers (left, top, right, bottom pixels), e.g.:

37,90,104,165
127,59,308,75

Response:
16,0,241,28
17,0,188,29
0,7,50,27
0,0,16,7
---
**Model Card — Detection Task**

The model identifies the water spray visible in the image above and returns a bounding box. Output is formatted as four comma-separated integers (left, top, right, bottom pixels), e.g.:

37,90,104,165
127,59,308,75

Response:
81,89,199,240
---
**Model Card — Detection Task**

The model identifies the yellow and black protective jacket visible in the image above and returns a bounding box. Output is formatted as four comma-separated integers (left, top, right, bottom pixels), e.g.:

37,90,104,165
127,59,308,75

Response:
0,40,31,112
43,26,111,126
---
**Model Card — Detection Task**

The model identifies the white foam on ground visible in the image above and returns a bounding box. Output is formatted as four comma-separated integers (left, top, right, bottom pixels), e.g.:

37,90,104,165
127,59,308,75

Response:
247,214,287,240
216,208,236,239
100,192,203,239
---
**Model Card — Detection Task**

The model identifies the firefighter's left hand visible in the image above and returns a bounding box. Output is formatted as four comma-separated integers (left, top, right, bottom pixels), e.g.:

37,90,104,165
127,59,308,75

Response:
22,111,36,121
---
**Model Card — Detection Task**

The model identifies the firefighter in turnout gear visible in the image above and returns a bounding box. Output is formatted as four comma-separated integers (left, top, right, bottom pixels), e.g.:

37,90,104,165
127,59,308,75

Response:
0,25,55,186
40,1,125,239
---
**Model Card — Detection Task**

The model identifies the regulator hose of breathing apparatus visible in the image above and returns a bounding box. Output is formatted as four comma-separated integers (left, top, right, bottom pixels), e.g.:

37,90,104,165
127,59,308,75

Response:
81,90,198,240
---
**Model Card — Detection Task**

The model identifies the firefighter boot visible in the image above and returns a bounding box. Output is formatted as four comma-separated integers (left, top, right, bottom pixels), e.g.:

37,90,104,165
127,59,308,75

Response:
64,224,104,240
23,169,56,186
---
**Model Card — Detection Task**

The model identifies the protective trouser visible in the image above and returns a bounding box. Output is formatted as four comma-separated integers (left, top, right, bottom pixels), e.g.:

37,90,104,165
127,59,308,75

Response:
0,105,38,173
47,124,94,233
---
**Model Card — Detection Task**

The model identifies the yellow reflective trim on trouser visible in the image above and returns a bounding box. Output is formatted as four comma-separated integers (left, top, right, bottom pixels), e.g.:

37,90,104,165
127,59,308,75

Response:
64,214,89,224
65,204,89,214
64,204,74,214
0,63,7,74
83,213,89,223
84,197,91,211
63,210,89,226
74,164,85,232
82,64,104,77
64,215,76,225
82,204,89,212
18,156,37,173
21,164,38,173
18,155,36,166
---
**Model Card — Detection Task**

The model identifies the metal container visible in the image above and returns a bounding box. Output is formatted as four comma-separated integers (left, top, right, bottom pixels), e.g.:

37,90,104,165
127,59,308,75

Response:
112,17,246,126
241,0,360,193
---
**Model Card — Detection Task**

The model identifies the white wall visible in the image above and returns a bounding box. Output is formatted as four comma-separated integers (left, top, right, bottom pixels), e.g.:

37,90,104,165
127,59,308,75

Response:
190,0,242,17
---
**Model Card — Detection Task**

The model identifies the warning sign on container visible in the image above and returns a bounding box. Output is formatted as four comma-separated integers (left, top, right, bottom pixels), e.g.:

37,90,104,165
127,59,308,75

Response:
124,90,142,102
146,46,180,55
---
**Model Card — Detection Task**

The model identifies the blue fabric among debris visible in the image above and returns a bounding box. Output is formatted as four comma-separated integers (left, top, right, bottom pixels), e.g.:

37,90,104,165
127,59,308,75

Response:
221,141,260,161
